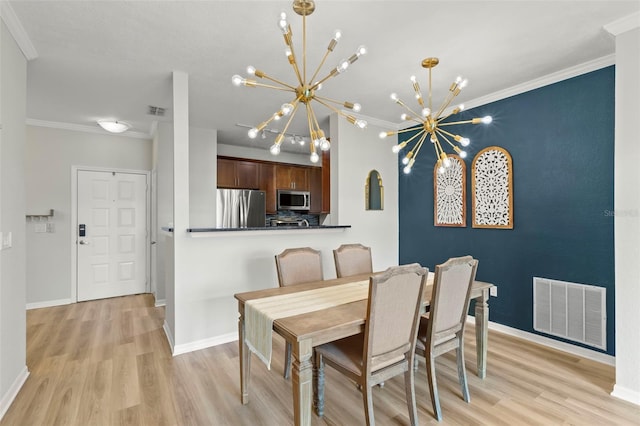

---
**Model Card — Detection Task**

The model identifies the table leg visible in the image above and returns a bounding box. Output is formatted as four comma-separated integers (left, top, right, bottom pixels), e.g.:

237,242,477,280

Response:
238,314,251,404
474,289,489,379
292,339,313,426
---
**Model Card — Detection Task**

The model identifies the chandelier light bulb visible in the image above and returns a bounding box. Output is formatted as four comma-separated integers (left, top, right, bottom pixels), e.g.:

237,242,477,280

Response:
278,14,288,33
356,45,367,56
310,152,320,163
272,113,281,121
333,30,342,40
482,116,493,124
410,75,417,83
270,143,281,155
401,113,410,121
392,144,402,154
247,66,256,75
351,103,361,112
355,119,367,129
458,103,465,111
336,59,350,74
443,156,452,168
415,93,422,100
402,156,410,165
403,165,412,174
232,75,244,86
281,103,293,115
422,108,431,117
248,128,258,139
460,137,470,147
320,138,330,151
459,150,467,159
390,93,399,102
299,138,305,146
379,131,388,139
460,79,468,89
438,165,446,174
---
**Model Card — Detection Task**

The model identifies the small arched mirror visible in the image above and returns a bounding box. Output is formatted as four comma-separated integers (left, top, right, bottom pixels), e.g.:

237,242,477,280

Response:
365,169,384,211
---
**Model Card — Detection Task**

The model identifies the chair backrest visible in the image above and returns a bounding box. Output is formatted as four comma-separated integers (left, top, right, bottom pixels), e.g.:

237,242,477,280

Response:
427,256,478,347
333,243,373,278
363,263,427,373
275,247,324,287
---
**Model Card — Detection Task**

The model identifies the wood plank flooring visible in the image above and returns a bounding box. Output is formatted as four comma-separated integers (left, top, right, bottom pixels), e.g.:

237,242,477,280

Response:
2,294,639,425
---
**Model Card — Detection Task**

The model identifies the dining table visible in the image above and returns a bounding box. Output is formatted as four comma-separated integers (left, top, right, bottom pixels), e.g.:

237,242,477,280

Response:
234,271,494,426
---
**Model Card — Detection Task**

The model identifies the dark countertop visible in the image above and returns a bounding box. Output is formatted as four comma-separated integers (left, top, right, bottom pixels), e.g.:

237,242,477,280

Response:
187,225,351,232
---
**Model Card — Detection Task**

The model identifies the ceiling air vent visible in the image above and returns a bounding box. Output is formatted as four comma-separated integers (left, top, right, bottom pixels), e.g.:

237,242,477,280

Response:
148,105,166,116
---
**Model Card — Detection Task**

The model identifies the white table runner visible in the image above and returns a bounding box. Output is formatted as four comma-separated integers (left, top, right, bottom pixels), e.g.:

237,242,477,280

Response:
244,280,369,369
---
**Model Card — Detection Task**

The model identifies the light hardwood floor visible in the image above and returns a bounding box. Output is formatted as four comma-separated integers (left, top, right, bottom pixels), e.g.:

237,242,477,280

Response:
2,294,639,425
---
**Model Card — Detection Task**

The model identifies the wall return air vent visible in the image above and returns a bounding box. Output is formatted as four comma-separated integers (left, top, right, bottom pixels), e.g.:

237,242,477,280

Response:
533,277,606,350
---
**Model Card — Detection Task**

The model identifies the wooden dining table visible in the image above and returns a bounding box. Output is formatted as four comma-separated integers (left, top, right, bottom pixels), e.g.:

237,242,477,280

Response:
234,272,494,426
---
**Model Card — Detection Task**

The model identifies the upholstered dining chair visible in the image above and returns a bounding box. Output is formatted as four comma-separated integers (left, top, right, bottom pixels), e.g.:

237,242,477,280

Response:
333,243,373,278
314,263,428,426
275,247,324,379
415,255,478,421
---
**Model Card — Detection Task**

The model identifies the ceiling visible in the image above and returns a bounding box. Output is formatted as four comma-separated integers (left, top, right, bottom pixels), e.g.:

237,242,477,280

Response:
8,1,640,156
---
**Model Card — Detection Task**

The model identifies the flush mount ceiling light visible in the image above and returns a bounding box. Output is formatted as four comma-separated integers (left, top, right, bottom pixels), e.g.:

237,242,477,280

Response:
232,0,367,163
97,120,131,133
379,57,492,174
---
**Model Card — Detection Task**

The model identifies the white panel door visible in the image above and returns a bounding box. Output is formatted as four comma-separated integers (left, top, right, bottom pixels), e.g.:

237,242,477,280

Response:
77,170,147,301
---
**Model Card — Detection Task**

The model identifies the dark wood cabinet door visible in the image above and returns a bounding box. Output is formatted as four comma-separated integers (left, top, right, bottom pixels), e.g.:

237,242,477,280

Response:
236,161,259,189
259,163,277,213
290,166,309,190
217,158,237,188
309,167,322,213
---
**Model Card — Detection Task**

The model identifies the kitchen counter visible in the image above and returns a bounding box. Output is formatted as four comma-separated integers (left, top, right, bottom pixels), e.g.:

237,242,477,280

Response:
188,225,350,233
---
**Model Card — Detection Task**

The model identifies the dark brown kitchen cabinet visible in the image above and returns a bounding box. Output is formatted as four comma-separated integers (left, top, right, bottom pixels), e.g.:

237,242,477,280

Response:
309,166,322,213
276,164,309,190
217,158,259,189
259,163,277,214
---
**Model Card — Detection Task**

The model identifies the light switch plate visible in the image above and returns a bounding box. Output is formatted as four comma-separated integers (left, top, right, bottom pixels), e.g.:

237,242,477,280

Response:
35,223,47,233
1,231,12,249
490,286,498,297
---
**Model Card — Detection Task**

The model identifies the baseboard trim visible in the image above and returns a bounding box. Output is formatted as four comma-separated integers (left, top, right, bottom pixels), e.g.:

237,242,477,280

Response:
154,298,166,307
467,315,615,366
0,366,29,421
26,298,72,310
162,320,175,354
172,332,239,356
611,384,640,406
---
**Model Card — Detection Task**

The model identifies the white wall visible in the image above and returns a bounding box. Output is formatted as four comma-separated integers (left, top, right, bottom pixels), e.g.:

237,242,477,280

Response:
0,19,28,419
24,126,152,306
189,127,217,228
611,21,640,404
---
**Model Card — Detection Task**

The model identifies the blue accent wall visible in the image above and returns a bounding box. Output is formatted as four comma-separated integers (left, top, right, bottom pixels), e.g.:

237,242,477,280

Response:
398,66,615,355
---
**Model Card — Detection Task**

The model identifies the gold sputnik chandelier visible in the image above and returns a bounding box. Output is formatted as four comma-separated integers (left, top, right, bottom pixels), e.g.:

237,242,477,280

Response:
379,57,492,174
232,0,367,163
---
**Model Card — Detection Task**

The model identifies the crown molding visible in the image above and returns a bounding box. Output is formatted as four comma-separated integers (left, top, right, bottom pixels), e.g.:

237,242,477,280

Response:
604,11,640,36
1,2,38,60
26,119,152,140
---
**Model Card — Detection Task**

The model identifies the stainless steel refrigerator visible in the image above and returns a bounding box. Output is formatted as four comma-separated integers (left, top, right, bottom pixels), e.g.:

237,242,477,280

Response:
216,189,266,228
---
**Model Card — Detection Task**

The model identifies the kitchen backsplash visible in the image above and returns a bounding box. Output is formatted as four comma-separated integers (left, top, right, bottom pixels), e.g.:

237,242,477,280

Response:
266,211,320,226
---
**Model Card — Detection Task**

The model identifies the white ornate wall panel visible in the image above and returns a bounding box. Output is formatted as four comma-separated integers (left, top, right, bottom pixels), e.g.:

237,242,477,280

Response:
472,146,513,229
434,155,466,227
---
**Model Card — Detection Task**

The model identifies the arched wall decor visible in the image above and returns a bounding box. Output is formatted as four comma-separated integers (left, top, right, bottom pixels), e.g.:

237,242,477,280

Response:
365,170,384,211
472,146,513,229
434,154,466,227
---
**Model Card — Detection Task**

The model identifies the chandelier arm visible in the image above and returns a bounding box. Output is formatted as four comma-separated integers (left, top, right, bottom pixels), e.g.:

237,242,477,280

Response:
396,100,424,123
257,73,298,91
309,104,323,135
410,132,429,160
303,14,308,85
438,119,476,126
435,129,457,149
404,129,427,148
305,103,319,155
436,127,462,141
250,82,297,92
276,102,302,143
313,97,346,117
433,91,459,121
393,125,424,135
314,95,350,106
309,49,333,88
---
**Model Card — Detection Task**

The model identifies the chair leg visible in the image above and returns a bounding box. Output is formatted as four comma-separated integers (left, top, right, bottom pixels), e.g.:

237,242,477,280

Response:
362,382,375,426
314,353,325,417
284,342,292,379
426,354,442,421
404,359,419,426
456,336,471,403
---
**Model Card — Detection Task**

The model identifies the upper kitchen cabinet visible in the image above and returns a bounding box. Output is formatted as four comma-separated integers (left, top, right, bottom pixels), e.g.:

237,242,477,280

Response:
276,164,309,190
259,162,277,214
217,157,259,189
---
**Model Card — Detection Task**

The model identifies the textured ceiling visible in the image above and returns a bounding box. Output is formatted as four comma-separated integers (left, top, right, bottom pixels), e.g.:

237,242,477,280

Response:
8,1,640,155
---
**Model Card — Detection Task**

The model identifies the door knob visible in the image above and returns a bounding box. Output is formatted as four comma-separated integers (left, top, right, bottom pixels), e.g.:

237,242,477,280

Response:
79,240,90,245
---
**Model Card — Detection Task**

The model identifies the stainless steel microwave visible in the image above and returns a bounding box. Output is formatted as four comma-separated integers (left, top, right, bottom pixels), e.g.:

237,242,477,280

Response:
277,190,310,211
